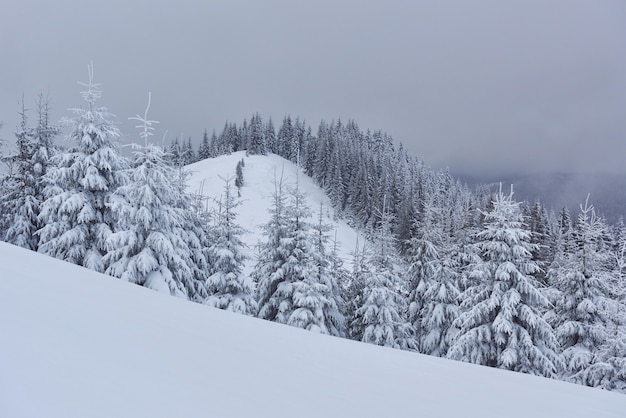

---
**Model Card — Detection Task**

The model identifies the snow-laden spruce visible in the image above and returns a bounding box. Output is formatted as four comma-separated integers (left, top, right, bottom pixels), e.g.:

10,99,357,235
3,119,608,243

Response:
254,173,344,335
448,187,562,377
104,95,207,301
594,225,626,392
407,192,459,357
3,103,39,248
204,177,257,315
546,197,622,387
587,315,626,393
104,143,208,300
198,130,212,160
248,112,267,155
38,66,127,272
308,202,347,335
2,96,58,250
253,172,290,319
350,200,416,349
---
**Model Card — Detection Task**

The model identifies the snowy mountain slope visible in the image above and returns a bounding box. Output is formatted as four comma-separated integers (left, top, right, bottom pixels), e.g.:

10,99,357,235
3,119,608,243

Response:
1,241,625,418
186,152,362,272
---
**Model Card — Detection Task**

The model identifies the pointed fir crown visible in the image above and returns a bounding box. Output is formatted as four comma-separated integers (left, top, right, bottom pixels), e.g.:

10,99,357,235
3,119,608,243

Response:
480,183,519,224
62,63,123,156
129,92,159,147
77,62,102,110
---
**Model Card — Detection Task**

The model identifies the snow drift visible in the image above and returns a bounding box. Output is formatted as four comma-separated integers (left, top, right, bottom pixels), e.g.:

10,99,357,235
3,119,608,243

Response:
1,241,625,418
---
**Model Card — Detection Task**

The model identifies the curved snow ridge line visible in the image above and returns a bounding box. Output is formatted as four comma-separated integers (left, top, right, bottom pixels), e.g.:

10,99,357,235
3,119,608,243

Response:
186,151,362,270
1,241,624,418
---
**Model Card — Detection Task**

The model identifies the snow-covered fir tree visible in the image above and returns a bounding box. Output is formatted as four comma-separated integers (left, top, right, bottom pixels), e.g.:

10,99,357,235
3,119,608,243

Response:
31,94,59,197
416,253,460,356
277,115,301,163
204,176,256,315
282,179,343,334
327,148,346,214
2,101,38,249
327,228,350,322
546,197,620,387
254,174,343,335
168,137,182,165
585,295,626,393
248,113,266,155
235,159,244,194
238,118,249,151
2,95,58,250
215,123,236,155
407,188,440,322
265,117,276,154
208,130,219,157
526,200,552,284
104,94,208,301
182,137,196,165
342,236,368,325
198,129,212,160
253,171,291,320
300,200,345,335
407,192,459,357
38,65,128,272
448,187,561,378
350,199,416,349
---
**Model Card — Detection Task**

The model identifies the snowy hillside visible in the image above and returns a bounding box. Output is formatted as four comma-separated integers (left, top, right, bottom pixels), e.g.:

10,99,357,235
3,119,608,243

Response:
1,241,625,418
186,151,361,271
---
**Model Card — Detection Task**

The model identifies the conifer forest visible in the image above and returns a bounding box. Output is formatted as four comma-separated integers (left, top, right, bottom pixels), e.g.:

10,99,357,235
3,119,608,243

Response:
1,72,625,395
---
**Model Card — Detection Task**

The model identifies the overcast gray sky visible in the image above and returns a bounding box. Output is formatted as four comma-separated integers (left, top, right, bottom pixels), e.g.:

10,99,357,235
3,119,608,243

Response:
1,0,625,176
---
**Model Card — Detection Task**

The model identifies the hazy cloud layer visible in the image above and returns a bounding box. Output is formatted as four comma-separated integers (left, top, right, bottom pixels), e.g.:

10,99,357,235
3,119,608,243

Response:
1,0,625,176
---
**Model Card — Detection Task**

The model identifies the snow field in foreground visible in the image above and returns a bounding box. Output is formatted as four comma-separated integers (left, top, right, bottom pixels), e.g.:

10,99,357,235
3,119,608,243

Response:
1,241,625,418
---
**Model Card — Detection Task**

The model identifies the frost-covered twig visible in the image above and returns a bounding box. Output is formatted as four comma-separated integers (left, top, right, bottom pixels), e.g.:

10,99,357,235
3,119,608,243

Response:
129,92,159,146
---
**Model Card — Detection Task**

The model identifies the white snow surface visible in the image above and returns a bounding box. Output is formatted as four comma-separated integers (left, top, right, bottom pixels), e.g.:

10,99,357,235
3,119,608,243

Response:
2,152,625,416
2,245,626,416
186,152,362,273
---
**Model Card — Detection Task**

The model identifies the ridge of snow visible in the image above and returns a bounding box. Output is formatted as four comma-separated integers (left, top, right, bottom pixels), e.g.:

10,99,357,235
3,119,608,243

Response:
1,241,625,417
186,151,362,272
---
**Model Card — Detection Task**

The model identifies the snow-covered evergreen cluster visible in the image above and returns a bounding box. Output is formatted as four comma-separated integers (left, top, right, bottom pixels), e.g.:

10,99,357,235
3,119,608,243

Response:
1,71,624,394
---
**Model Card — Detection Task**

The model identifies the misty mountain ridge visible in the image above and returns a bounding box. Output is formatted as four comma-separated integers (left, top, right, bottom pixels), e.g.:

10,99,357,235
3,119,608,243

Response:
457,171,626,224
